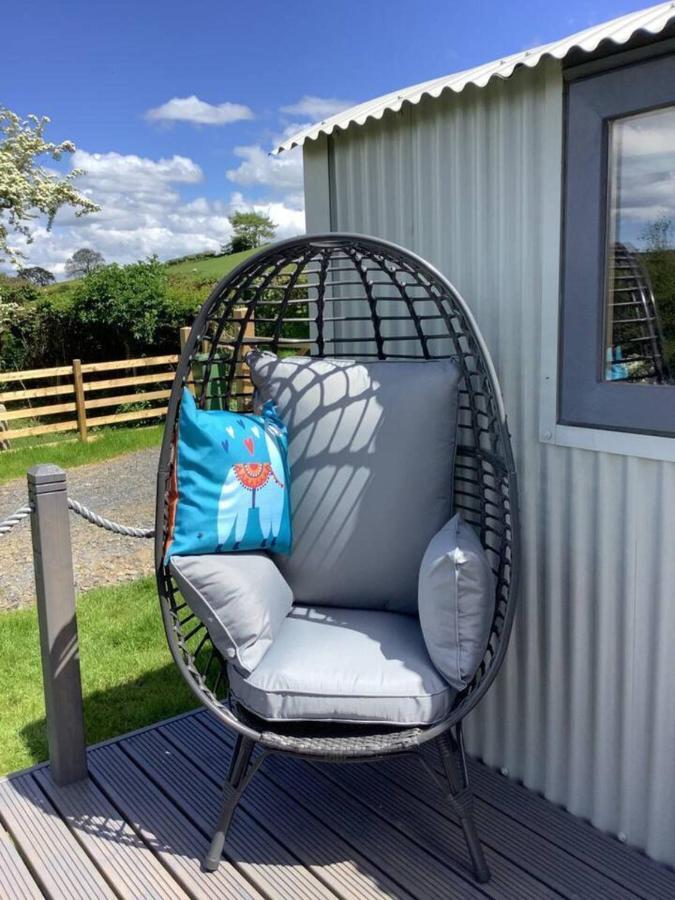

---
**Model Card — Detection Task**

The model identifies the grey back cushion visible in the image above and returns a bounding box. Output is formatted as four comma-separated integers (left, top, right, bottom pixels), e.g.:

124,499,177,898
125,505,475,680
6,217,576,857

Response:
418,514,496,691
249,353,461,613
169,552,293,675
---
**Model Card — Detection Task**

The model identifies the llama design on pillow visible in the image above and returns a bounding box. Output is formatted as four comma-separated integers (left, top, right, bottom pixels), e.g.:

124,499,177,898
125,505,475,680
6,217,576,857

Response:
165,390,292,560
217,420,286,550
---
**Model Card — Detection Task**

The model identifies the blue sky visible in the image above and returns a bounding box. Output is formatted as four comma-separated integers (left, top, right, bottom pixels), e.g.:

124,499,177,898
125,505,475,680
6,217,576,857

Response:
3,0,657,274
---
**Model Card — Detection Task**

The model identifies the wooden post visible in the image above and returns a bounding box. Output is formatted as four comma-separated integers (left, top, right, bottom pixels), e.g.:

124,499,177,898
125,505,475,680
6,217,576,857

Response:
0,403,9,451
28,464,88,785
179,326,196,396
233,306,255,410
72,359,88,443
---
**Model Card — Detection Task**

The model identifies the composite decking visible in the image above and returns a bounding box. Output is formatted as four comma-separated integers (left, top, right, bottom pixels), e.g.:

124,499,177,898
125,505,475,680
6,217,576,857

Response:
0,709,673,899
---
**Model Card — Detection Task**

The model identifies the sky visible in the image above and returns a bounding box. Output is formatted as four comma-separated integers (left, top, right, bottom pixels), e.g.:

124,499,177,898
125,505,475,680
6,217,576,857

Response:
2,0,662,276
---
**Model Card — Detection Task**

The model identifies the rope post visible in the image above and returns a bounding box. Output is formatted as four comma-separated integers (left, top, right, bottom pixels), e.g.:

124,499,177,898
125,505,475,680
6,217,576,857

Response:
72,359,88,443
28,464,87,785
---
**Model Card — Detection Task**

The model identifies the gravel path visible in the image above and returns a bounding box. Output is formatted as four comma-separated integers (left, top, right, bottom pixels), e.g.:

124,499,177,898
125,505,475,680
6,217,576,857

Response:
0,447,159,610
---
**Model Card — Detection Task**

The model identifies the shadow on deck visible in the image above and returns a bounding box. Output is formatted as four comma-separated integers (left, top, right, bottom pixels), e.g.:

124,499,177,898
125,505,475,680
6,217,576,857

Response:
1,708,674,899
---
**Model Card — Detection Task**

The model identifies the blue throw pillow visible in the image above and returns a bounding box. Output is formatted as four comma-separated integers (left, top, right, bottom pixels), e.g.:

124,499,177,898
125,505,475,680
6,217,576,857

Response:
166,389,292,560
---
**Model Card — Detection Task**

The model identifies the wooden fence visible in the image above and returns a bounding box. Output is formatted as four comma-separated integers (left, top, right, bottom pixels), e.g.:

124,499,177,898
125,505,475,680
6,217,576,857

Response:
0,310,307,448
0,353,178,447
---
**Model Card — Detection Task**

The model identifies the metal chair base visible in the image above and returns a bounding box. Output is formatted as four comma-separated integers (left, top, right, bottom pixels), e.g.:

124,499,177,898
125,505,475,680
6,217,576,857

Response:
203,734,255,872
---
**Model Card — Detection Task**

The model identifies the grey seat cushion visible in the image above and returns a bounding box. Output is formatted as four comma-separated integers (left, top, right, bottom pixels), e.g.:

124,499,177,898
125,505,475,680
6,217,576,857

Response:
228,605,455,725
248,353,461,613
170,553,293,675
418,514,496,691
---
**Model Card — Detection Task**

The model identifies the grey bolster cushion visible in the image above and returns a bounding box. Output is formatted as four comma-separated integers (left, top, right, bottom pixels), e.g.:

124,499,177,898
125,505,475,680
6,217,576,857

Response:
418,514,496,691
169,552,293,675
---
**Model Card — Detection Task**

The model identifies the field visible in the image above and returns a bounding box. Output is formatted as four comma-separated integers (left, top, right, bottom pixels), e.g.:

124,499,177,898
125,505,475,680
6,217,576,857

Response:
164,246,260,280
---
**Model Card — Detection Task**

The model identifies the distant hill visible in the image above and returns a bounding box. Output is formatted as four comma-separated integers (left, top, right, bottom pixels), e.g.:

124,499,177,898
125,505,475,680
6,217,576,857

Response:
38,246,263,307
165,246,261,281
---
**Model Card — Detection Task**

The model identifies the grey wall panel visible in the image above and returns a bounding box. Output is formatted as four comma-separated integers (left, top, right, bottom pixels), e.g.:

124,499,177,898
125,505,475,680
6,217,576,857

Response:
303,58,675,865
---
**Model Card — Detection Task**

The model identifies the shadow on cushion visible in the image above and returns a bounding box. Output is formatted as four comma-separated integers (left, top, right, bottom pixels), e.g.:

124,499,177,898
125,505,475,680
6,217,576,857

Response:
228,605,455,726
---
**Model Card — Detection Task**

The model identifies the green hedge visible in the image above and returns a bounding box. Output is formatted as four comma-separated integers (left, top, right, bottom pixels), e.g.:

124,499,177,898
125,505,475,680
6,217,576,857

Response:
0,261,210,371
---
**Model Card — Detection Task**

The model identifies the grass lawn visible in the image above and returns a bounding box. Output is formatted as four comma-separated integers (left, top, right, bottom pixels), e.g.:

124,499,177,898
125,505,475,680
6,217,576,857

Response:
0,577,198,776
0,424,163,485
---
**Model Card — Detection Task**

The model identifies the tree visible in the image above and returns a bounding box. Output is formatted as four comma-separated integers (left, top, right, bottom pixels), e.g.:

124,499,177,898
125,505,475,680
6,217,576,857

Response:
641,216,673,253
0,274,38,361
639,217,675,372
71,256,168,356
224,210,276,253
0,107,99,263
65,247,105,278
17,265,54,286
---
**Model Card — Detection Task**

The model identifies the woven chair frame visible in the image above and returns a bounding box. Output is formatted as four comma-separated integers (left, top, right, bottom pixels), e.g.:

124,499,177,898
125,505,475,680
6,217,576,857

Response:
155,233,519,760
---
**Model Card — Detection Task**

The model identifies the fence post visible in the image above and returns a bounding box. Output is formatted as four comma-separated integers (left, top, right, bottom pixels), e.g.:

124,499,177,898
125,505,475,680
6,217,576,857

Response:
72,359,88,443
233,306,255,409
179,326,191,351
0,403,9,451
28,464,88,785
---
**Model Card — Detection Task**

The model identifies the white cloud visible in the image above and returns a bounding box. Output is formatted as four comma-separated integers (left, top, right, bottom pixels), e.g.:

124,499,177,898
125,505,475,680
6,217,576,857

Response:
72,149,202,193
12,148,304,277
612,108,675,237
226,144,303,191
280,95,352,121
145,95,253,126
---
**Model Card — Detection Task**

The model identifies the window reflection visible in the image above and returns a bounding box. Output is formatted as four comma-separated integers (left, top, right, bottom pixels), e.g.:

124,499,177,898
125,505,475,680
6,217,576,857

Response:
605,107,675,384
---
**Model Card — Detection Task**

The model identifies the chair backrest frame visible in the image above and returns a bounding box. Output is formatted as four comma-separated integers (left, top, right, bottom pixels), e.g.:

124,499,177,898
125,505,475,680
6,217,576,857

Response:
155,233,519,735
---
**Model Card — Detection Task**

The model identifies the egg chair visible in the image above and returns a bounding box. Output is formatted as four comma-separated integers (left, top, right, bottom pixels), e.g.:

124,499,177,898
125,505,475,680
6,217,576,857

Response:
155,233,519,884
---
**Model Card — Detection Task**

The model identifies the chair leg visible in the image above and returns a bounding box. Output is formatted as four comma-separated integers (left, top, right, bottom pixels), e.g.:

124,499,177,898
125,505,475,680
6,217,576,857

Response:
436,725,491,884
203,734,255,873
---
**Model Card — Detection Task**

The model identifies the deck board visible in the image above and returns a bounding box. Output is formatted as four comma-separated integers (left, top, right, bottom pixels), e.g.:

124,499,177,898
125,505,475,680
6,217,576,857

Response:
159,717,415,899
1,707,674,900
88,743,262,899
178,714,481,900
465,757,675,900
33,766,187,900
375,750,642,900
0,773,115,899
0,826,43,900
125,727,343,900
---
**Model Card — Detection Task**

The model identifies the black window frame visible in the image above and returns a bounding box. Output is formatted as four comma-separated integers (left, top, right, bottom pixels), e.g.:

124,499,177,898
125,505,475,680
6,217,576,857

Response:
560,51,675,436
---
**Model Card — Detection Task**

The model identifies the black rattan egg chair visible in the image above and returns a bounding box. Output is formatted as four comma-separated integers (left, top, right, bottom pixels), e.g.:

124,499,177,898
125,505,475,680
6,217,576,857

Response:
155,233,519,884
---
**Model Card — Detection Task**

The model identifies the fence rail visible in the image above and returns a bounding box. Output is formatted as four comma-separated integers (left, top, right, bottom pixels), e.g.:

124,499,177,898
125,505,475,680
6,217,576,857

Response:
0,352,178,446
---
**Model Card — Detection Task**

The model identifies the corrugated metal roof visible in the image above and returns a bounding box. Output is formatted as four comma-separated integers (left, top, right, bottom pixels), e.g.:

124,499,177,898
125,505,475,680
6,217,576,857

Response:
275,1,675,154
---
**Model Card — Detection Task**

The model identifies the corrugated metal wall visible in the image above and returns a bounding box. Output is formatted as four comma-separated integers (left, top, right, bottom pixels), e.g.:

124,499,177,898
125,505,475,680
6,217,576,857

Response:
303,58,675,865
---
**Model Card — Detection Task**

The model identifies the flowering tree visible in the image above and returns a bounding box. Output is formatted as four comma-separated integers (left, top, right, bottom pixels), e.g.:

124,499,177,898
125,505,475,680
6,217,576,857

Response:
0,107,99,264
0,107,99,345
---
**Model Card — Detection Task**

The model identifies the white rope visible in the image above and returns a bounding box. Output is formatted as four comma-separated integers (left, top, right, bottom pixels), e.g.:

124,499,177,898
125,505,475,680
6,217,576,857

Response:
0,505,31,536
0,497,154,539
66,498,154,539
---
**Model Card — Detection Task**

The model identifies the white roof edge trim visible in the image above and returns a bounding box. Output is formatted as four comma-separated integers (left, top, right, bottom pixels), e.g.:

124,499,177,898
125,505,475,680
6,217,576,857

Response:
274,1,675,154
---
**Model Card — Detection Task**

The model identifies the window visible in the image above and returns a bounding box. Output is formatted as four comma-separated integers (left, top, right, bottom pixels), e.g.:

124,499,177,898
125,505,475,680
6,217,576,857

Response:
560,53,675,435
